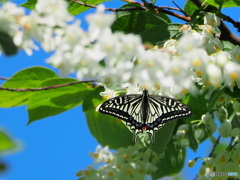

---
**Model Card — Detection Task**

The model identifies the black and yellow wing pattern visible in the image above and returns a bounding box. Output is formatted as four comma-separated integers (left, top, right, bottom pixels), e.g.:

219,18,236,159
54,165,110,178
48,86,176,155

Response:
98,89,191,143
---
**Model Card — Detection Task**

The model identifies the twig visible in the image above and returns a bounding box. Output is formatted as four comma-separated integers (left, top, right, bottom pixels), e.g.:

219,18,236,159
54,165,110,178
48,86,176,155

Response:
0,80,96,92
0,77,8,80
194,135,221,180
171,0,189,17
208,135,221,157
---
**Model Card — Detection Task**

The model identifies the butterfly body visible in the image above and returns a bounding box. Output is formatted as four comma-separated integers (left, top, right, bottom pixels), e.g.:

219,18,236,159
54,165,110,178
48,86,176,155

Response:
98,89,191,143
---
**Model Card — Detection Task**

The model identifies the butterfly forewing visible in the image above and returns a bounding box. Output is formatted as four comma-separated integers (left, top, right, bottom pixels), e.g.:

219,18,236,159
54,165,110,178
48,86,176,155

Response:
98,94,143,122
148,95,191,124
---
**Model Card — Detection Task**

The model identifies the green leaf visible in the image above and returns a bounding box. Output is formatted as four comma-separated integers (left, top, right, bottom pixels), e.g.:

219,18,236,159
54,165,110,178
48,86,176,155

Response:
225,86,240,100
188,124,199,151
184,0,199,16
116,3,171,23
186,93,208,122
83,87,133,149
112,10,172,45
0,162,7,173
212,143,228,154
206,0,240,8
175,93,209,148
0,0,9,3
151,120,177,154
150,0,156,4
0,67,58,107
208,88,225,111
0,129,18,154
27,78,94,123
152,143,186,180
20,0,36,10
141,23,180,46
20,0,108,15
222,40,235,53
0,30,18,56
67,0,108,16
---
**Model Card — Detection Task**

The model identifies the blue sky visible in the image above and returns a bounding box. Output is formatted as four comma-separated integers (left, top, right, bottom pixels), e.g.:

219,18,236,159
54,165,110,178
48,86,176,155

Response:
0,1,239,180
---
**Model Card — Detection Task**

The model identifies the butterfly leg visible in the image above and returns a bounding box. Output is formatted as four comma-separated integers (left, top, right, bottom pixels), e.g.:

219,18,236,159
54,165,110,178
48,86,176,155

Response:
133,129,142,143
147,130,155,144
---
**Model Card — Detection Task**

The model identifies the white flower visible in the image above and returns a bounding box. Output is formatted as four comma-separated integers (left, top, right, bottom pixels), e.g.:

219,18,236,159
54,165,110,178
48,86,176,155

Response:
90,145,113,165
177,32,203,53
199,25,215,39
76,166,99,180
204,13,220,27
125,86,142,94
13,31,39,55
99,87,117,99
34,0,72,27
163,39,177,53
206,64,222,88
233,101,240,113
189,49,209,80
223,61,240,87
0,2,24,34
201,113,212,124
1,2,25,16
218,121,232,138
231,45,240,63
206,37,223,54
215,51,230,67
215,150,230,164
86,5,116,41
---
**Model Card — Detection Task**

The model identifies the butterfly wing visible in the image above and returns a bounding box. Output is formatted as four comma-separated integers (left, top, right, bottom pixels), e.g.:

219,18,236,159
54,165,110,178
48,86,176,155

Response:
147,95,191,129
141,95,191,143
98,94,143,125
98,94,146,142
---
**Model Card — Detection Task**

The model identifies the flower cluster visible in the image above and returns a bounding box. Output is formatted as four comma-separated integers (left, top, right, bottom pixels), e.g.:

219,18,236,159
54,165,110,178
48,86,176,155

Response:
2,1,240,98
0,0,72,55
76,145,159,180
186,107,240,179
189,143,240,180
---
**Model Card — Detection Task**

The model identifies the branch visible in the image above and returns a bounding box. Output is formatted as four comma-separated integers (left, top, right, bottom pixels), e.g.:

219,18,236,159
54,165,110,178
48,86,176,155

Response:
219,21,240,45
156,8,190,22
0,77,8,80
69,0,190,22
221,14,240,32
71,0,240,45
68,0,147,11
69,0,187,15
0,80,96,92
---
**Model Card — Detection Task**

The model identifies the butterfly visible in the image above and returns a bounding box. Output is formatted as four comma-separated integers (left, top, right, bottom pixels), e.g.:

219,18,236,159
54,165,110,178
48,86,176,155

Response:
97,89,191,143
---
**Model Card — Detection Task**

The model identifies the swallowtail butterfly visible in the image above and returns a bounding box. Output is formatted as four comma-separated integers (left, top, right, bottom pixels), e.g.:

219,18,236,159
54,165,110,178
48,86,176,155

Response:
97,89,191,143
